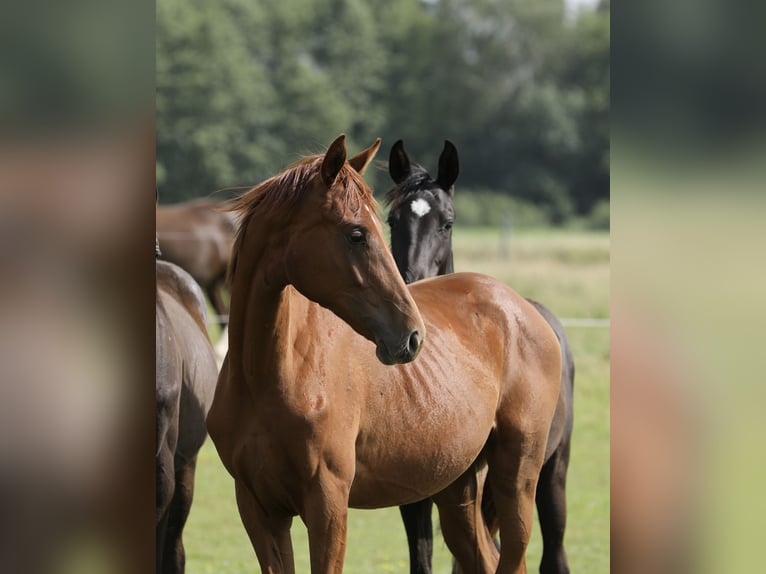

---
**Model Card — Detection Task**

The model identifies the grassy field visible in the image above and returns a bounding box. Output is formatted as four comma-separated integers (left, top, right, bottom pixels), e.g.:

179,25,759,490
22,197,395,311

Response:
188,227,609,573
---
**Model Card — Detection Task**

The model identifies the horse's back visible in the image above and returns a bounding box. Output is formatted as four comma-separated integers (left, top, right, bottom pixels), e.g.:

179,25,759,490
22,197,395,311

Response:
411,271,537,310
157,260,210,330
156,199,236,283
410,272,561,354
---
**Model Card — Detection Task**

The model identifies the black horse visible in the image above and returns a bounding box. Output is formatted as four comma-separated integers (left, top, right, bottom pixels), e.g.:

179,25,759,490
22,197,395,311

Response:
385,140,575,574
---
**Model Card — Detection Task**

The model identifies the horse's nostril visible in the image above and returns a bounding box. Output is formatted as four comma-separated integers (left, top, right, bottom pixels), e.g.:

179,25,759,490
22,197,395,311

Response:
407,330,421,357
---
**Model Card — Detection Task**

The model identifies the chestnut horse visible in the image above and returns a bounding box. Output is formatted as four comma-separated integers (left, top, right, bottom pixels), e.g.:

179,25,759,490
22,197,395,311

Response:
207,135,562,573
386,139,575,574
156,253,218,573
156,197,238,325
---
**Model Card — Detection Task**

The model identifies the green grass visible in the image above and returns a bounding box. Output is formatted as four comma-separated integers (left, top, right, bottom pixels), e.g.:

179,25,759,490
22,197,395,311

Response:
190,227,609,573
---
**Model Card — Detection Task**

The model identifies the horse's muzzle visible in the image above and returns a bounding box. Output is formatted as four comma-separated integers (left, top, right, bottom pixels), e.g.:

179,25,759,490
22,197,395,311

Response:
406,330,422,360
375,329,423,365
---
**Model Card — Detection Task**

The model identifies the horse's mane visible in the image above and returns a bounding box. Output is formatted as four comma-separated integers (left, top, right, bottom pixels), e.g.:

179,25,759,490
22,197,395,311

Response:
383,164,433,211
226,155,376,284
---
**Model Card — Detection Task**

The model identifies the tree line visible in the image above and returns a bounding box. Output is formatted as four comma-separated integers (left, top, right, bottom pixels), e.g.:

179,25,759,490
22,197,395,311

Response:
157,0,609,225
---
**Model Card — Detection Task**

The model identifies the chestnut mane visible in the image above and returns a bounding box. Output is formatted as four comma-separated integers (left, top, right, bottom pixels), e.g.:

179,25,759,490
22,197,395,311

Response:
226,155,377,284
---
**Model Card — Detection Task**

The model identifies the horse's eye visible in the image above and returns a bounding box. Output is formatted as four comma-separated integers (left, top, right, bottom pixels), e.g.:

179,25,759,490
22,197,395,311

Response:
388,216,398,230
442,221,454,232
347,229,367,245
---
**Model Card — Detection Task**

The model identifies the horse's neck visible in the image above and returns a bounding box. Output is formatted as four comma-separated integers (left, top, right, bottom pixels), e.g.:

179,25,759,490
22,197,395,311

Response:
227,226,297,386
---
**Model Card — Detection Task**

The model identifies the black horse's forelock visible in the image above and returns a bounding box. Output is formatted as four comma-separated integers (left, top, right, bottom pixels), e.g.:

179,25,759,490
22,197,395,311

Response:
384,165,435,210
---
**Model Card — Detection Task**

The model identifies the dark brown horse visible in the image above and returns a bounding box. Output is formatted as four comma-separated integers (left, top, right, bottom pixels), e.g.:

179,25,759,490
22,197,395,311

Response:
156,254,218,573
207,134,562,574
386,139,575,574
156,197,238,325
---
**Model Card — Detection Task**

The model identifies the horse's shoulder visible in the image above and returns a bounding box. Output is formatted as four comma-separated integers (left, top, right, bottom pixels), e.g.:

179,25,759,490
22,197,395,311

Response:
156,260,209,329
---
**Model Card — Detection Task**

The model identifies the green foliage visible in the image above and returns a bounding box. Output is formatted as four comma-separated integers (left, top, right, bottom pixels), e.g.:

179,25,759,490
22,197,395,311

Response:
453,189,551,228
157,0,609,221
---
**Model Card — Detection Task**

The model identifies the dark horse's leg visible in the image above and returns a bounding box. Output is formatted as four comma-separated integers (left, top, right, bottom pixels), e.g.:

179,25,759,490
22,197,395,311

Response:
536,442,572,574
162,455,198,574
400,499,434,574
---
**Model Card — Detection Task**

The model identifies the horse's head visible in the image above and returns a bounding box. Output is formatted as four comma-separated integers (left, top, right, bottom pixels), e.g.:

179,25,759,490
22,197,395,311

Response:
280,134,426,365
385,139,459,284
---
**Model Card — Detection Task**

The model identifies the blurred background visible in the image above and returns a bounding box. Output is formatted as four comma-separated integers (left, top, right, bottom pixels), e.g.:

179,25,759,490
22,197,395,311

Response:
156,0,609,231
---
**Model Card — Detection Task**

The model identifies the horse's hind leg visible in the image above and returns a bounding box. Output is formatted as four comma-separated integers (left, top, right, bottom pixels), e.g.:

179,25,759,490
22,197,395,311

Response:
536,442,571,574
486,422,551,574
156,445,175,573
162,455,198,574
432,460,498,574
399,499,434,574
234,480,295,574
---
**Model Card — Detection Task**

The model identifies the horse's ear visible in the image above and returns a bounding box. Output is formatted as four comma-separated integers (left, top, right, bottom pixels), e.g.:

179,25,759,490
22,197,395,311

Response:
437,140,459,192
348,138,381,175
388,139,411,184
321,134,347,187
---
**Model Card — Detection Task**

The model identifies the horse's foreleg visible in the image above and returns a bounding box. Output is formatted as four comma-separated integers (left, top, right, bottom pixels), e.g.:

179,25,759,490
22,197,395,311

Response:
235,480,295,574
302,470,351,574
399,499,435,574
536,442,571,574
432,459,498,574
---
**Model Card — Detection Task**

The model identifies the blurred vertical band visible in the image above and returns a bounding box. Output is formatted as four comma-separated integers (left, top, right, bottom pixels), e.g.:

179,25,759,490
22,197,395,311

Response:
612,1,766,573
0,1,154,573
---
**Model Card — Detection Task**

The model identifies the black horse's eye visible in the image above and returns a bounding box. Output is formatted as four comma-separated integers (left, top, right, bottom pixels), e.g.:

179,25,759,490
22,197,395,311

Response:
442,221,454,232
347,229,367,245
387,216,399,230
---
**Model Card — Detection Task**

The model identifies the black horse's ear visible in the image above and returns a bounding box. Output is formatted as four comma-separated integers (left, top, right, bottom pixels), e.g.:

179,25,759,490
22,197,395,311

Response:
321,134,347,187
348,137,381,175
437,140,459,193
389,139,411,184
